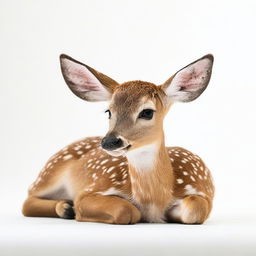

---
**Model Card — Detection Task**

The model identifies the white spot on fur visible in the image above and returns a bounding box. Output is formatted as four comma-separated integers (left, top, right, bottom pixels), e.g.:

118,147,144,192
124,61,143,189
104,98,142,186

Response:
190,176,196,182
176,178,184,184
46,162,52,168
62,154,73,161
184,184,205,197
89,182,96,187
106,166,115,173
101,159,109,165
113,181,122,186
109,173,116,178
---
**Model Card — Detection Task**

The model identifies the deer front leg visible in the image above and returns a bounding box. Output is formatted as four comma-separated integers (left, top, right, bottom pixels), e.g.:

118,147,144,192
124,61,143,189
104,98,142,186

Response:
167,195,211,224
75,193,141,224
22,196,75,219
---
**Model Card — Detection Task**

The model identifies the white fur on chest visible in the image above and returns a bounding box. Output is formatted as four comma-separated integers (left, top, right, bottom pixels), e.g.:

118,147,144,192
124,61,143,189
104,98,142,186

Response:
126,143,165,222
126,143,158,172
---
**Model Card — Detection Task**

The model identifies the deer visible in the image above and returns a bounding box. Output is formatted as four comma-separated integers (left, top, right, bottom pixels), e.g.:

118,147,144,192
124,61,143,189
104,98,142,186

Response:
22,54,214,224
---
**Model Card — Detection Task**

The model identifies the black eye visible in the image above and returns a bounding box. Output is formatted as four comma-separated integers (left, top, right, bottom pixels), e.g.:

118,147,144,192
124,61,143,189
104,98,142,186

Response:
105,110,111,119
138,109,154,120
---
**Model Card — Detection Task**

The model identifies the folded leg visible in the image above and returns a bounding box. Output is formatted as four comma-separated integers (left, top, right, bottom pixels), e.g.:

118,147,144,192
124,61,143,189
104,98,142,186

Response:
75,193,141,224
22,196,75,219
167,195,211,224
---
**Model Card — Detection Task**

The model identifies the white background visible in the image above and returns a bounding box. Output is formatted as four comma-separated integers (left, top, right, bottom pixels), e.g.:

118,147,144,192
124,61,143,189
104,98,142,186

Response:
1,0,256,255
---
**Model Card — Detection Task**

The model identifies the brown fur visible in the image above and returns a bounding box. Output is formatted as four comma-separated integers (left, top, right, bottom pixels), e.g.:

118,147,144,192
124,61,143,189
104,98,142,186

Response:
23,136,214,224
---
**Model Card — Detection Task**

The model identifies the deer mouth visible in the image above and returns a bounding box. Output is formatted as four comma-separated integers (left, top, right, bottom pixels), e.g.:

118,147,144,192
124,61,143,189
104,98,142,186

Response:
124,144,132,150
103,144,131,157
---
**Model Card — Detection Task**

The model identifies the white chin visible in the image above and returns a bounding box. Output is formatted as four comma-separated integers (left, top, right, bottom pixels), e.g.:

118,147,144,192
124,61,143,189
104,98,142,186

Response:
104,149,127,157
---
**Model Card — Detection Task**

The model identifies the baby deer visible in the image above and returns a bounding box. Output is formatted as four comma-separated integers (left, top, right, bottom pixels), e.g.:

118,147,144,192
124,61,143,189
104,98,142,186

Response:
22,54,214,224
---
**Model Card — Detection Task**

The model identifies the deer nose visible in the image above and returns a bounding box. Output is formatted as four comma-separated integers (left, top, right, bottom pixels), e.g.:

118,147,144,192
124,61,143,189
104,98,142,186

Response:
101,136,123,150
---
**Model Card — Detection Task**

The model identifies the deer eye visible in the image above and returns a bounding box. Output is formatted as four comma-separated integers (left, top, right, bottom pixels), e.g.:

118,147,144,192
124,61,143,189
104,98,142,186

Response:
105,110,111,119
138,109,154,120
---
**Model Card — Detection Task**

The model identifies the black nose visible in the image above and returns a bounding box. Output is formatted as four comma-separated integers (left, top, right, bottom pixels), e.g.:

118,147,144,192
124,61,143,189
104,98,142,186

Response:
101,136,123,150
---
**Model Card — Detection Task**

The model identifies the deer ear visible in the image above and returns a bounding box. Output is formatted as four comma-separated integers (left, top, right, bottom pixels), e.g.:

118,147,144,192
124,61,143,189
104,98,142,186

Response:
60,54,118,102
161,54,214,103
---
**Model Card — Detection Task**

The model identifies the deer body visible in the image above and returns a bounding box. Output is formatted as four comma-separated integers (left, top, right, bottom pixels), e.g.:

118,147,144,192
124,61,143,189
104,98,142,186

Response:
23,54,214,224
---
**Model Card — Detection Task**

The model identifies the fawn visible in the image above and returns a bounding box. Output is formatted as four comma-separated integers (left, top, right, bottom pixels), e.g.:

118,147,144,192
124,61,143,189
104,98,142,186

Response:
22,54,214,224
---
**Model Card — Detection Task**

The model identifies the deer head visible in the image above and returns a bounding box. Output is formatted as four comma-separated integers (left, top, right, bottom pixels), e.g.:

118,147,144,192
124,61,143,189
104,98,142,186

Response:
60,54,213,157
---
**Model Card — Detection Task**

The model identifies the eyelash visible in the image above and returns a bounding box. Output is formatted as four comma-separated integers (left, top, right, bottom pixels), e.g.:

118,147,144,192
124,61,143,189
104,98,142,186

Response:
105,110,111,119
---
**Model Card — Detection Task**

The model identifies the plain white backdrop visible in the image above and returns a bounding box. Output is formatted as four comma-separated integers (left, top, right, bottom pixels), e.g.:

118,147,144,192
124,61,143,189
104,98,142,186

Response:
1,0,256,255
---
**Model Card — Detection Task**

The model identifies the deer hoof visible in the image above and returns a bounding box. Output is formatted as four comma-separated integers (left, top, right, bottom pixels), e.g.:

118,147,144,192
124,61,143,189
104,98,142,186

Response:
56,200,75,219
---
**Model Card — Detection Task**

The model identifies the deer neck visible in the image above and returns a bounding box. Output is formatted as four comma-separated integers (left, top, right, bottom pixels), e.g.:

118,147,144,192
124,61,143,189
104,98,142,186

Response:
126,136,174,221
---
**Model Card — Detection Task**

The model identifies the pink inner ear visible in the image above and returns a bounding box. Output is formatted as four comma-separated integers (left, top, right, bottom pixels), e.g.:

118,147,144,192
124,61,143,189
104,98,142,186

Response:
175,68,205,90
174,58,211,91
62,58,103,92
